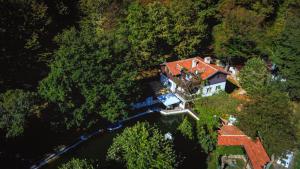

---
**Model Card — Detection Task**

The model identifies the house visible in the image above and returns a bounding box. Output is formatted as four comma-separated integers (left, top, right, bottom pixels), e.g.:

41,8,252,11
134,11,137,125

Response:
160,57,229,97
218,125,270,169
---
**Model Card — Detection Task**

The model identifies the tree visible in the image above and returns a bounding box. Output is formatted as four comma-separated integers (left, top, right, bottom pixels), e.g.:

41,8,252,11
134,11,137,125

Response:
107,122,176,169
270,7,300,100
238,85,296,156
0,89,37,137
59,158,94,169
177,116,194,140
121,2,172,70
213,2,264,64
168,0,215,57
39,24,137,129
239,57,270,95
0,0,52,88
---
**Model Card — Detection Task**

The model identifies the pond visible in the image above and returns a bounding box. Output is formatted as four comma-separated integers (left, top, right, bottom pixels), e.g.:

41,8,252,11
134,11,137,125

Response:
43,113,208,169
0,110,208,169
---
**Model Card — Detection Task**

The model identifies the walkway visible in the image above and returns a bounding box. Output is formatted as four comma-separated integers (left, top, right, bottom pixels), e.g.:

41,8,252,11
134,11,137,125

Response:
30,108,158,169
160,108,199,120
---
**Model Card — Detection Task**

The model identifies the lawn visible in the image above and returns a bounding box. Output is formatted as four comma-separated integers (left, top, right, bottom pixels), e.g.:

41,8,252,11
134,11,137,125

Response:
207,146,245,169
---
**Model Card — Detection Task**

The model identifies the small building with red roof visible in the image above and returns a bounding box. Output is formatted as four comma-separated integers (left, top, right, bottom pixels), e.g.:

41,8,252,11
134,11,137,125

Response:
160,57,229,98
218,125,271,169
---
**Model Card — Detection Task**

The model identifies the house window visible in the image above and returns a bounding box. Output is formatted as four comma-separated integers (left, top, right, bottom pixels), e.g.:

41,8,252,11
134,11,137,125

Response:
206,87,212,94
216,85,221,91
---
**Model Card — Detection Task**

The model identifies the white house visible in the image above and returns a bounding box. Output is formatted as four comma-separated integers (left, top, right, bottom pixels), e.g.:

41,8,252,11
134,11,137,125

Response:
160,57,229,98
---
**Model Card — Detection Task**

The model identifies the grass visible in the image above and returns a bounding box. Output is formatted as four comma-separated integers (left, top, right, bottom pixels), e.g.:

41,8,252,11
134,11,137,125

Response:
294,151,300,169
207,146,245,169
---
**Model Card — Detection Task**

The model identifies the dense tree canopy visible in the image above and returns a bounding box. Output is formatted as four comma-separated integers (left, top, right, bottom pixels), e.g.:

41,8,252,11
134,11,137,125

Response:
58,158,94,169
239,57,271,95
107,122,176,169
0,0,50,88
0,89,38,137
270,7,300,100
38,24,138,128
238,85,296,156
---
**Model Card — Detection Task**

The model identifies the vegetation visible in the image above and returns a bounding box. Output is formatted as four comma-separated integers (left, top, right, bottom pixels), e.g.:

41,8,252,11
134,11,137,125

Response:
270,7,300,100
239,57,270,95
38,24,137,128
207,146,245,169
0,89,38,137
107,122,176,169
177,116,194,140
194,92,239,153
1,0,300,168
58,158,94,169
238,85,296,156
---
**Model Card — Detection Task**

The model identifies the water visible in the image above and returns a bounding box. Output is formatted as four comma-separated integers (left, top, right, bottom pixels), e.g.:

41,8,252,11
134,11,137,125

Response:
44,113,208,169
0,112,208,169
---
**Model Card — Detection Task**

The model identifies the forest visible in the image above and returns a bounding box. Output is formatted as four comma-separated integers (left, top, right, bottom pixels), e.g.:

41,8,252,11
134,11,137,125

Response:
0,0,300,169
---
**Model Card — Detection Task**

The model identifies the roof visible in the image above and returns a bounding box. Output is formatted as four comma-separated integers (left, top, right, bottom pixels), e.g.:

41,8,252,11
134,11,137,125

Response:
157,93,181,107
218,125,270,169
164,57,229,80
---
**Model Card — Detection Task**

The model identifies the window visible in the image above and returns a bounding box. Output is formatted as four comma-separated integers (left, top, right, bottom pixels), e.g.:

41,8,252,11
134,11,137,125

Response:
206,87,212,94
216,85,221,91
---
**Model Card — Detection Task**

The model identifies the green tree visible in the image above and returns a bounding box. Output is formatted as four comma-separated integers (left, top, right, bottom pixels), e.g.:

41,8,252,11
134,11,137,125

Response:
238,85,296,156
177,116,194,140
59,158,94,169
0,0,51,88
239,57,270,95
0,89,37,137
213,1,264,64
270,7,300,100
121,2,172,70
39,25,137,128
107,122,176,169
168,0,215,57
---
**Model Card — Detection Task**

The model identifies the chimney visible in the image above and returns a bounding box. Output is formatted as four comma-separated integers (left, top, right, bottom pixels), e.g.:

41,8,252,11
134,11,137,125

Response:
192,59,198,68
204,57,211,64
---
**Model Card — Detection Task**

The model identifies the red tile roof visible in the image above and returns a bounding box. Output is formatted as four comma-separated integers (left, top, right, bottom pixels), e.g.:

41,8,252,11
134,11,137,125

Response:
218,125,270,169
165,57,229,80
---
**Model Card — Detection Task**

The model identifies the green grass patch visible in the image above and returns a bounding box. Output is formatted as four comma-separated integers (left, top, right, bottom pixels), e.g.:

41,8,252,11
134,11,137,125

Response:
207,146,245,169
294,151,300,169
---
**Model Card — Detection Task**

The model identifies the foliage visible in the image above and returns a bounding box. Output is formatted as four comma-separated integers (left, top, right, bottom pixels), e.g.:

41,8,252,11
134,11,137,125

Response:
207,146,245,168
0,89,37,137
118,0,217,70
194,92,239,152
0,0,51,87
213,2,264,63
238,85,296,156
177,116,194,140
58,158,94,169
270,7,300,100
239,57,271,95
107,122,176,169
39,24,137,128
215,146,245,155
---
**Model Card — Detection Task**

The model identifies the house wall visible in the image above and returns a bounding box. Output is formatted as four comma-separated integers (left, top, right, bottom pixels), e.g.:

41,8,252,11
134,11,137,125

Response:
207,72,227,85
202,81,226,97
160,74,177,92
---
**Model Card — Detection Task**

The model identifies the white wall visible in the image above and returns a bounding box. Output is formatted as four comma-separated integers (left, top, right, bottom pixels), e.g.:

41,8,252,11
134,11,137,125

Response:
160,74,177,92
202,82,226,97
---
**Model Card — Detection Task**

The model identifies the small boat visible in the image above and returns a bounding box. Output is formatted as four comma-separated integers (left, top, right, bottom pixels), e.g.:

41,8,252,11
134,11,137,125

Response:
107,122,123,131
